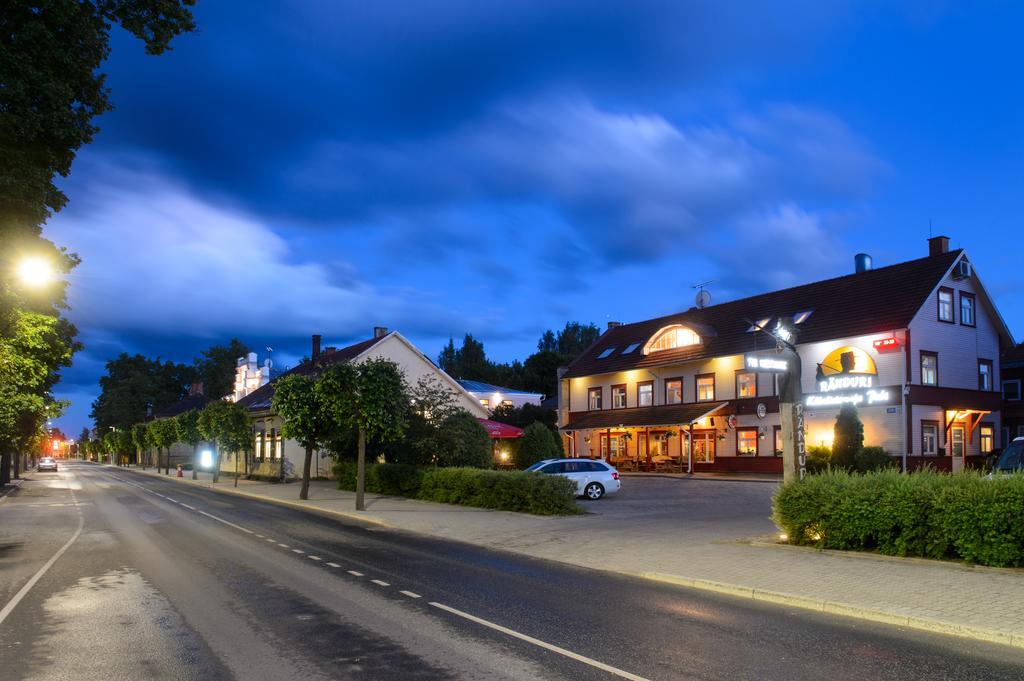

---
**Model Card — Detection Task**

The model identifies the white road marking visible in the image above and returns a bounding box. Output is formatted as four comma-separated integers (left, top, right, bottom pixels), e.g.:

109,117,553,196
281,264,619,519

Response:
370,579,390,587
347,570,364,577
165,498,178,504
326,562,341,568
399,591,421,599
308,556,321,561
181,503,196,511
255,534,264,538
0,515,85,626
428,602,651,681
292,549,305,554
197,510,255,534
266,538,277,543
278,543,290,548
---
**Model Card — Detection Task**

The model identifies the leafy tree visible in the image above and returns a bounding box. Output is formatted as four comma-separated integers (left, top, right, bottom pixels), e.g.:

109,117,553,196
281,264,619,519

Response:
198,400,250,484
174,409,203,479
435,411,492,469
832,404,864,470
131,422,150,468
90,353,195,431
149,418,178,475
273,373,331,500
194,338,251,400
515,422,559,469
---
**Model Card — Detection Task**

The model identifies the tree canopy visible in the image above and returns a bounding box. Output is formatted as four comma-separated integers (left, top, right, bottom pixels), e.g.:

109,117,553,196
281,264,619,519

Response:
194,338,251,400
90,353,195,432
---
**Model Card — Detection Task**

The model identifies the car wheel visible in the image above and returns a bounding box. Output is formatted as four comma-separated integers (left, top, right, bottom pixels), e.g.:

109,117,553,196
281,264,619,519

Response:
583,482,604,500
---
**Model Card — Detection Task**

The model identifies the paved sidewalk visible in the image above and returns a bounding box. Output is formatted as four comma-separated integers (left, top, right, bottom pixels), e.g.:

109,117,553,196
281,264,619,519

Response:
116,464,1024,649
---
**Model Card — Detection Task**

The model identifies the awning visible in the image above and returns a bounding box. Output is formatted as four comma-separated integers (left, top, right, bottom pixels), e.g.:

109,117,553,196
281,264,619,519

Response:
560,402,728,430
477,418,524,439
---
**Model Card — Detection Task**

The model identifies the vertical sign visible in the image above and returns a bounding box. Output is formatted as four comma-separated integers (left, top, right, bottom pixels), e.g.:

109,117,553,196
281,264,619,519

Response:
794,402,806,480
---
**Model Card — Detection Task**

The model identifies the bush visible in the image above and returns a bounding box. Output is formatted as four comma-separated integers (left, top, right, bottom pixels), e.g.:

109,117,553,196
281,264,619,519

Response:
332,462,579,515
855,446,896,473
772,469,1024,567
805,445,832,474
515,422,559,469
435,411,492,468
832,404,863,470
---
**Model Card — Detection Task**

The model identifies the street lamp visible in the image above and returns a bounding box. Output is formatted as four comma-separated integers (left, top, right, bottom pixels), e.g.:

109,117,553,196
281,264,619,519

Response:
16,257,54,288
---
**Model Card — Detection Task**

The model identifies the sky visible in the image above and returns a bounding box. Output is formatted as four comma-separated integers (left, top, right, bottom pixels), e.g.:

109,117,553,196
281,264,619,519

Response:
47,1,1024,436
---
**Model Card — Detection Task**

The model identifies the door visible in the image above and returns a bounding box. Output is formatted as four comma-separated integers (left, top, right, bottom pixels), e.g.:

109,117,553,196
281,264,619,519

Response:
692,431,716,463
951,426,965,472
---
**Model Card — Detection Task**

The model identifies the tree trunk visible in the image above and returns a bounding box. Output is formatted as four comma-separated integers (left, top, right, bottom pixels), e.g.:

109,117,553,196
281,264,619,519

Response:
1,450,10,485
234,448,239,488
212,444,220,483
13,448,21,479
300,446,312,500
165,447,170,475
356,428,366,511
192,444,198,480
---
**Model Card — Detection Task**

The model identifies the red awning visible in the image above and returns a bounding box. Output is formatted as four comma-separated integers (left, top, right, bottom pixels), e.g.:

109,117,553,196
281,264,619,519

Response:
477,418,524,439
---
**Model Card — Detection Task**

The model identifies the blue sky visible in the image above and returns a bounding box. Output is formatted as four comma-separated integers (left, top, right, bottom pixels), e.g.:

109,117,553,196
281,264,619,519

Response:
47,1,1024,435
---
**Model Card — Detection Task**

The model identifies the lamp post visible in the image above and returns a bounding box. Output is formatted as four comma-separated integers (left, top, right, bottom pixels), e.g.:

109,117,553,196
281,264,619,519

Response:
16,257,54,288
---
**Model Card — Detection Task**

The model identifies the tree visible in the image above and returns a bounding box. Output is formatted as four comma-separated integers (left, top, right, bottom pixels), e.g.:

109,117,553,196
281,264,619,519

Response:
318,358,409,510
149,418,178,475
197,401,250,485
131,422,150,468
90,353,195,432
434,411,491,469
174,410,203,480
515,422,559,469
832,404,864,470
272,373,331,500
194,338,251,400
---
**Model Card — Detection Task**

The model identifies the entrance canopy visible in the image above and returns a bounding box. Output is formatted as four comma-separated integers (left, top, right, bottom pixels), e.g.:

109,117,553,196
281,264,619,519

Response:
560,402,728,430
477,418,524,439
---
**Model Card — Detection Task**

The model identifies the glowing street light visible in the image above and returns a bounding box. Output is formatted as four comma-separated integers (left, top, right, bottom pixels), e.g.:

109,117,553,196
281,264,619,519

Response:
16,257,54,288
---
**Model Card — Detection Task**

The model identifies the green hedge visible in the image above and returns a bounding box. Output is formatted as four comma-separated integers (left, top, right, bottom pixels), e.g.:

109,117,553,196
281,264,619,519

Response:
332,462,579,515
772,469,1024,567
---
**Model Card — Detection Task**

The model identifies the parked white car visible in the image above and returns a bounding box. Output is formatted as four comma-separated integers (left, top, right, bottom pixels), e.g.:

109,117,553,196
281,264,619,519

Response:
990,437,1024,475
525,458,621,500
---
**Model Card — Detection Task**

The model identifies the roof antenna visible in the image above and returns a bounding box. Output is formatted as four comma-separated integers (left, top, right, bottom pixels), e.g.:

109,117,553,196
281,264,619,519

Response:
692,280,714,309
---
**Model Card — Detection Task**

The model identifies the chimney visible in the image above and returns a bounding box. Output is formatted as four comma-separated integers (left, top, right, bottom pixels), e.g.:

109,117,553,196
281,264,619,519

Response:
373,326,389,339
325,346,337,354
854,253,872,273
311,334,322,364
189,381,204,397
928,235,950,257
607,321,621,330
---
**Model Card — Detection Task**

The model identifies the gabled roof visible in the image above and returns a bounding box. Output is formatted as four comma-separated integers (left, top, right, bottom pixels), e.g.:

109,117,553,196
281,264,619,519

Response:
564,250,963,379
237,334,389,412
456,379,543,397
153,393,213,419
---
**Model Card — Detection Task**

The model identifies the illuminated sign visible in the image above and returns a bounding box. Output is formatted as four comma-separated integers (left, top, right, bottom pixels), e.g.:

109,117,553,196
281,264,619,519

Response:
744,352,789,373
200,450,214,468
817,345,877,392
872,337,901,352
805,385,898,408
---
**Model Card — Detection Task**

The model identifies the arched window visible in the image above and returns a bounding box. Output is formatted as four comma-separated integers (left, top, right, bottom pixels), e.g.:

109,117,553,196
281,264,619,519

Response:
645,325,701,354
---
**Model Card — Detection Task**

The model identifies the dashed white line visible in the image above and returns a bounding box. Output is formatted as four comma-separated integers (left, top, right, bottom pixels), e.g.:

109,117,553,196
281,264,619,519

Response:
399,590,421,599
428,602,650,681
347,570,364,577
326,562,341,568
370,579,390,587
255,534,264,538
181,503,196,511
278,543,290,548
197,510,255,534
292,549,305,554
307,556,321,561
265,538,277,543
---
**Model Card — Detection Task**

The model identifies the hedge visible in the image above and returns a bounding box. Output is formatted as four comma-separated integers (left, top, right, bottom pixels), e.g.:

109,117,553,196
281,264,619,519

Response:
332,462,580,515
772,468,1024,567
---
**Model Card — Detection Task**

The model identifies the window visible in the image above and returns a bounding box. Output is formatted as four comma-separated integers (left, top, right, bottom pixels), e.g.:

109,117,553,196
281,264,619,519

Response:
774,426,783,456
597,347,616,359
611,384,627,409
746,318,771,333
960,292,976,326
980,424,994,454
737,428,758,456
622,342,641,354
665,378,683,405
588,387,602,410
1003,380,1022,401
479,399,489,407
696,374,715,402
255,431,265,461
921,422,938,456
736,371,757,398
637,381,653,407
646,325,701,353
793,310,814,324
937,288,954,323
692,431,715,463
501,399,513,407
920,351,938,386
951,426,965,458
601,434,626,459
978,360,993,391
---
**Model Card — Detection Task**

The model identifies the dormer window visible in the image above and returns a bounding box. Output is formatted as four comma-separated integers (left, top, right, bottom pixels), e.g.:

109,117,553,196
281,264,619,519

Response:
644,325,701,354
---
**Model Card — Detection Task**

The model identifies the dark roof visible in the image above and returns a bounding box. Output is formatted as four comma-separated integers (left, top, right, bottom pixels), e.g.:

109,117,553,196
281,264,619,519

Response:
564,250,963,379
1003,343,1024,368
456,379,543,396
236,335,388,412
561,402,728,430
153,393,213,419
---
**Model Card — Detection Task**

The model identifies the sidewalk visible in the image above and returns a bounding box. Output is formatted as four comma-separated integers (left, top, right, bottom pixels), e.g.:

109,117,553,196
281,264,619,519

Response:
117,464,1024,649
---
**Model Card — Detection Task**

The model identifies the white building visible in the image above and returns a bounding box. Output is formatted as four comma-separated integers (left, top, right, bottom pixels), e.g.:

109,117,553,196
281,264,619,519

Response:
232,352,272,402
456,380,544,411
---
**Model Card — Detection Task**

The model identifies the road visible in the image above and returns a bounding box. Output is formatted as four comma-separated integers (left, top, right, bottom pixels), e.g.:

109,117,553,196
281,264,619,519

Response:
1,461,1022,681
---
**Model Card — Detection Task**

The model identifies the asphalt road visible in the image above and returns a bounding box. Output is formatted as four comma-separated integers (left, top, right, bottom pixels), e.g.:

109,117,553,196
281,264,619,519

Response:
1,462,1022,681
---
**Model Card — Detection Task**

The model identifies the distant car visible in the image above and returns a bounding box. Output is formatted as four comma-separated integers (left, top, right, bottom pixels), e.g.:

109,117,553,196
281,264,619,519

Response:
37,457,58,472
990,437,1024,475
525,458,621,500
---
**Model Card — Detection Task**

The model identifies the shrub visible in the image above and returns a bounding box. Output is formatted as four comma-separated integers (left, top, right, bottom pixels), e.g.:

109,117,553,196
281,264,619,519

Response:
772,469,1024,567
805,445,832,474
855,446,896,473
515,422,559,469
435,411,492,468
832,404,863,470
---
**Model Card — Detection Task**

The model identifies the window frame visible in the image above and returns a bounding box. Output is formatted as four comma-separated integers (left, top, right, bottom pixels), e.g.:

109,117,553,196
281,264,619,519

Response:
691,430,715,463
959,291,976,327
735,370,757,399
978,359,993,391
695,373,716,402
937,287,954,323
1003,379,1022,401
980,422,995,454
636,380,654,407
736,427,759,457
611,383,628,409
920,351,938,386
587,387,602,411
921,420,939,456
664,377,684,405
773,425,783,456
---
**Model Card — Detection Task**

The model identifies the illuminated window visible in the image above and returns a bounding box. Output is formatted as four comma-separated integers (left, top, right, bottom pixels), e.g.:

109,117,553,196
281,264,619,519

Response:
980,424,994,454
774,426,783,456
597,347,616,359
588,388,602,410
637,382,653,407
736,372,757,398
746,318,770,333
665,379,682,405
960,293,975,326
920,352,938,386
737,428,758,456
622,342,641,354
937,288,953,322
921,422,938,455
646,325,701,353
978,360,992,391
793,310,814,324
501,399,513,407
696,375,715,402
612,385,627,409
692,432,715,463
479,399,489,407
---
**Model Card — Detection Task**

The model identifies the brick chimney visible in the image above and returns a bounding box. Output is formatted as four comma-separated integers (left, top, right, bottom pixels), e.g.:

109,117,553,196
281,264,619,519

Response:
311,334,322,365
607,321,622,330
928,235,950,257
373,326,389,339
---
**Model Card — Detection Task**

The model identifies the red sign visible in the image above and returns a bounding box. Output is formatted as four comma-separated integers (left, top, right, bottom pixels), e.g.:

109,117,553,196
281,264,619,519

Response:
873,337,901,352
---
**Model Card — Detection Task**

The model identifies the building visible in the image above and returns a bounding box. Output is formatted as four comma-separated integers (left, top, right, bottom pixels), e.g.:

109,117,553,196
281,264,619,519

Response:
232,351,273,402
557,237,1014,473
236,327,488,480
1002,343,1024,445
456,380,544,411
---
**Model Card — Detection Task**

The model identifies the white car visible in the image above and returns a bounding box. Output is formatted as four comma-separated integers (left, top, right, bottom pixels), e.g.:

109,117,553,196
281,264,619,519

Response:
526,458,621,500
990,437,1024,475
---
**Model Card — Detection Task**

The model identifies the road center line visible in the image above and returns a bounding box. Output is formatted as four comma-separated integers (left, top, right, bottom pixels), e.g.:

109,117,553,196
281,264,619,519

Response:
292,549,305,554
428,602,651,681
308,556,321,561
326,562,341,568
197,510,255,534
181,503,196,510
400,591,421,599
0,515,86,626
370,579,390,587
347,570,364,577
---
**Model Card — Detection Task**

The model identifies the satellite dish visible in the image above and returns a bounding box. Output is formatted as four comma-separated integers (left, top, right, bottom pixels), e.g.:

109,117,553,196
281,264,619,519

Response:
695,289,711,308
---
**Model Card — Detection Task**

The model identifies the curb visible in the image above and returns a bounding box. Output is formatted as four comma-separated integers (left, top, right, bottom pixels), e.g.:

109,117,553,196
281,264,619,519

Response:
620,473,780,484
638,571,1023,649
